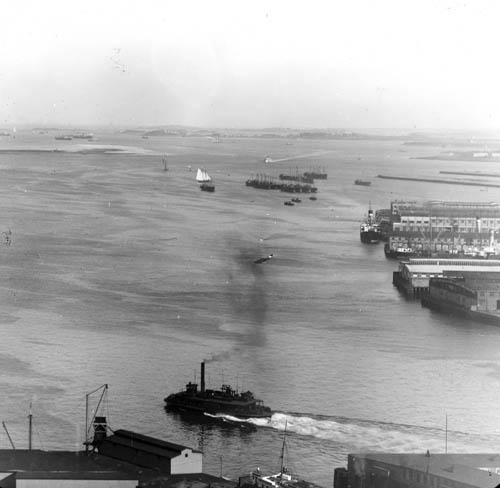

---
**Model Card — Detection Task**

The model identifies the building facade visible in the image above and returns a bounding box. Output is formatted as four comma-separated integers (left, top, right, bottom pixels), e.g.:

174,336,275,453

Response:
391,201,500,234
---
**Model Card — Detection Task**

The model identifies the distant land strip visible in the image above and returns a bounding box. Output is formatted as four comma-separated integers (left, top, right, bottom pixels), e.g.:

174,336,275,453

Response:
440,171,500,178
377,174,500,188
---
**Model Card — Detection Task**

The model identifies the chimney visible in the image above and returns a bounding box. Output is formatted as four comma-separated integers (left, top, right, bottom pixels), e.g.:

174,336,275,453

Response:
201,361,205,393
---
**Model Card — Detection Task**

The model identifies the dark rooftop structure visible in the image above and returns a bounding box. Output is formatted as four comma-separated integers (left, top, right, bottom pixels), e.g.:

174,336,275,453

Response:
0,448,233,488
343,452,500,488
98,429,203,474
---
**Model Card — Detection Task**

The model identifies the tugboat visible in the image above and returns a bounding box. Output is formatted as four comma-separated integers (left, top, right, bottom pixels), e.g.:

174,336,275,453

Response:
164,362,273,418
360,206,381,244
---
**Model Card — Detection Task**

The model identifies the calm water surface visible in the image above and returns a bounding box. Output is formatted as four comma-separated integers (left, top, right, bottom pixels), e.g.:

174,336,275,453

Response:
0,131,500,486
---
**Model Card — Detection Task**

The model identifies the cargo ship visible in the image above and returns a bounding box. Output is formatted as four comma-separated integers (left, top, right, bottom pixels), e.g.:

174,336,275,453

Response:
360,207,381,243
164,362,273,418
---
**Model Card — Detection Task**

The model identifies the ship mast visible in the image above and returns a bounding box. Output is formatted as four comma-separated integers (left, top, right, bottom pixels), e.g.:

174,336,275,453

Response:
28,403,32,450
278,421,288,484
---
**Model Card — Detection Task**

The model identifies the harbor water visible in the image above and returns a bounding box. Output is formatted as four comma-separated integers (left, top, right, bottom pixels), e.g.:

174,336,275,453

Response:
1,130,500,486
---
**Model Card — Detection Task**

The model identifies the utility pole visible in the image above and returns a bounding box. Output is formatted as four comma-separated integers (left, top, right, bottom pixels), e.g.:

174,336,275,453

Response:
28,403,32,450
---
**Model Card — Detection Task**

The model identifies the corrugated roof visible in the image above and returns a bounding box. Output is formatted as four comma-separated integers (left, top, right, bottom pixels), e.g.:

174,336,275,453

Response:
0,450,142,474
16,470,136,480
102,430,201,458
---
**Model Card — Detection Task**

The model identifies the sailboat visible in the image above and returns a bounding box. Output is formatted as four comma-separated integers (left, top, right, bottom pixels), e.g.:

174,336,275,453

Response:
250,422,321,488
162,155,168,172
196,168,215,192
196,168,211,183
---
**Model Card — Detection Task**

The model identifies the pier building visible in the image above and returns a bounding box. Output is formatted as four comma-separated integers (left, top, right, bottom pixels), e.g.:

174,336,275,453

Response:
339,452,500,488
384,200,500,257
98,429,203,475
391,201,500,234
392,259,500,297
421,272,500,322
385,230,500,258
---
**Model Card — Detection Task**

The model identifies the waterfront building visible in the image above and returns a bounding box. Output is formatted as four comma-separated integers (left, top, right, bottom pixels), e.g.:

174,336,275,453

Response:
385,231,499,258
340,452,500,488
422,272,500,322
391,201,500,234
384,201,500,257
98,429,203,475
0,450,139,487
392,259,500,297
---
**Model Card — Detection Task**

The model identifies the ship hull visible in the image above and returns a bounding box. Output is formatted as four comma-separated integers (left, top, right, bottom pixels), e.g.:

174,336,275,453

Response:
360,229,380,243
164,394,273,419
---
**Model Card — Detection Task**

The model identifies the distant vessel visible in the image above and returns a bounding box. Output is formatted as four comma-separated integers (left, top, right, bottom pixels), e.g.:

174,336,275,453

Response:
196,168,214,192
354,179,371,186
54,135,73,140
264,156,273,163
303,168,327,179
73,133,93,140
164,362,272,418
200,182,215,193
196,168,212,183
360,206,381,244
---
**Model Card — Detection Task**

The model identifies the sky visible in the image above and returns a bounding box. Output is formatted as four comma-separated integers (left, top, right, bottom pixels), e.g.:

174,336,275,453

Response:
1,0,500,130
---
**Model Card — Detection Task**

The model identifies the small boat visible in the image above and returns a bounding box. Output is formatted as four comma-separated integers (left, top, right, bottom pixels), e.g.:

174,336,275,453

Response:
196,167,214,192
284,201,294,206
54,135,73,140
250,422,321,488
73,133,93,140
264,156,273,163
254,254,273,264
196,167,212,184
291,198,301,203
354,179,371,186
164,362,272,418
200,183,215,192
309,196,317,201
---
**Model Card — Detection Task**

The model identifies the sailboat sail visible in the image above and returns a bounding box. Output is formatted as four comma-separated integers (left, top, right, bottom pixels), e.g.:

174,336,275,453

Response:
196,168,212,183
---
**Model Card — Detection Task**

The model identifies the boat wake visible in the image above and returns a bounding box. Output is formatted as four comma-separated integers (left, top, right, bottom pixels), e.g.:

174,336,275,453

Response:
268,150,335,164
216,411,500,454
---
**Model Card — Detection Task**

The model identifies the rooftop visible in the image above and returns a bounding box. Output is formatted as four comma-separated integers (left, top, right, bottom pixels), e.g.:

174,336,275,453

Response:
350,452,500,488
102,429,202,458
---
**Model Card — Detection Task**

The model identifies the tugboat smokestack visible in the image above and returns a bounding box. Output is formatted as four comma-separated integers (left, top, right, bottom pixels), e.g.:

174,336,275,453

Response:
201,361,205,393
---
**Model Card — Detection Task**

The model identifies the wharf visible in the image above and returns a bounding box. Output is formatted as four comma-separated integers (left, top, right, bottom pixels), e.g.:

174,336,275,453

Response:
377,174,500,188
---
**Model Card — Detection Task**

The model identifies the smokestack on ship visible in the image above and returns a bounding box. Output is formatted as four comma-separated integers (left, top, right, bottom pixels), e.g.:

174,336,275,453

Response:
201,361,205,394
164,361,272,418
